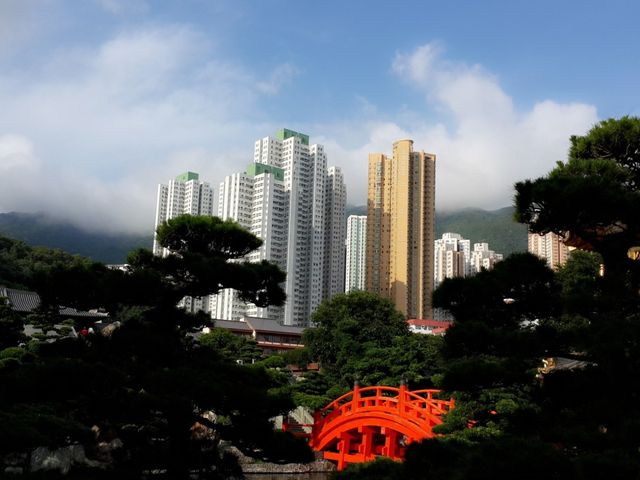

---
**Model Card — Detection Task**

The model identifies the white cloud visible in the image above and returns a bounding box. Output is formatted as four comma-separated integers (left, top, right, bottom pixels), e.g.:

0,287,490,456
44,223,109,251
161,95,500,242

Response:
0,24,295,233
0,134,39,172
0,32,600,236
320,43,598,210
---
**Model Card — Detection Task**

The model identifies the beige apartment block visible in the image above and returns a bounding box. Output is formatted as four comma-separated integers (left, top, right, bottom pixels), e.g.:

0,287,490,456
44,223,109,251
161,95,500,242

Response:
366,139,436,319
528,231,570,269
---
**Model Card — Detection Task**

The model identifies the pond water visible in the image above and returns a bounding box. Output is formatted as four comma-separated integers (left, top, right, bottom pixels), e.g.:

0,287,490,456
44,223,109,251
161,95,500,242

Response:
244,474,331,480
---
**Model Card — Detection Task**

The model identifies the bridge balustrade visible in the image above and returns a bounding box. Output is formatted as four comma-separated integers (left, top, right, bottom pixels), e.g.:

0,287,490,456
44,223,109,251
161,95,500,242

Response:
308,383,454,470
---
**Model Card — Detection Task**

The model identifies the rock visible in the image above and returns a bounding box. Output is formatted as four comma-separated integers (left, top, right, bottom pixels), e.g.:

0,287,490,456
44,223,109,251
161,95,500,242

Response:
241,459,335,474
109,438,124,450
30,446,74,475
30,444,105,474
2,452,27,467
95,438,124,463
4,466,24,475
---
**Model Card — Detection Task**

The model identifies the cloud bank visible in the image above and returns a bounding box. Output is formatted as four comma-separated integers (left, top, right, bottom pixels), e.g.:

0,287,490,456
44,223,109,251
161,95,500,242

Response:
317,43,598,212
0,24,294,233
0,30,598,234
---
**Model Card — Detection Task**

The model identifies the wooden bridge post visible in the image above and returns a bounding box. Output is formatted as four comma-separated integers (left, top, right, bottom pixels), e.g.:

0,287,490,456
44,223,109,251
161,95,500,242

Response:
351,380,360,414
337,432,352,471
359,426,375,462
398,379,406,416
382,428,398,459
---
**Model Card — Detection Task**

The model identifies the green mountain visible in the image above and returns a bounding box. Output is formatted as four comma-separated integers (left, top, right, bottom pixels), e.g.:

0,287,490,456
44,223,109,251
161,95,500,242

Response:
0,212,152,264
347,205,527,256
436,206,527,256
0,206,527,265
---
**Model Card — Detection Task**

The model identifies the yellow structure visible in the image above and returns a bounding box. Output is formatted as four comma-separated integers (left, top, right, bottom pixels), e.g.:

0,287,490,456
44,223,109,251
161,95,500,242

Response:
366,140,436,319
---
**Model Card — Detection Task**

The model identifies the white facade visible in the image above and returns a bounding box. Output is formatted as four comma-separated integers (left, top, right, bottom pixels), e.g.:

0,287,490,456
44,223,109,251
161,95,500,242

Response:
210,165,287,321
345,215,367,292
153,172,214,256
434,233,503,287
434,233,471,288
153,172,214,313
324,167,347,299
213,129,346,326
469,242,504,274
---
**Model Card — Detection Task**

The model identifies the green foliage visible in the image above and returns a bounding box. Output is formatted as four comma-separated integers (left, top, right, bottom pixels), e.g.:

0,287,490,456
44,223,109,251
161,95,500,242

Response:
515,116,640,280
556,250,602,316
0,303,26,349
258,430,315,464
296,291,445,411
332,457,403,480
338,118,640,478
0,235,93,289
0,346,34,364
256,354,286,369
280,346,312,367
127,215,287,308
0,215,310,478
436,206,528,256
305,291,408,378
199,329,262,364
405,437,575,480
156,215,262,258
291,391,333,411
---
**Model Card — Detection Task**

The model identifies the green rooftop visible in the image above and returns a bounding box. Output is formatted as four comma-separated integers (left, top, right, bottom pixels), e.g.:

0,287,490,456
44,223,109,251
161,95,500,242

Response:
276,128,309,145
246,162,285,181
175,171,199,182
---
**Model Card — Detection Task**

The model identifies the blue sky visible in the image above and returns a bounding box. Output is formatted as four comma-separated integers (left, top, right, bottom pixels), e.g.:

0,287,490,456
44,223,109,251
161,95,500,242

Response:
0,0,638,233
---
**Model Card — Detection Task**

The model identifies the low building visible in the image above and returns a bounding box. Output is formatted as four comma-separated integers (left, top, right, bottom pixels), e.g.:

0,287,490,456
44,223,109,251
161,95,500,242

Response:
212,317,305,354
1,285,110,342
1,286,109,321
407,319,453,336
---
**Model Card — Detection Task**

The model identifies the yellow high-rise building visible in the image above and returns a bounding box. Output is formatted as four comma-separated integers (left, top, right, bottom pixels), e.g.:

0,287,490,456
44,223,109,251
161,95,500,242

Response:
365,139,436,319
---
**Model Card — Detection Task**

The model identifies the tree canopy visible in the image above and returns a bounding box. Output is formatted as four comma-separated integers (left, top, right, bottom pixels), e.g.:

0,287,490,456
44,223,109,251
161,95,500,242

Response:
0,215,307,478
299,291,444,405
342,117,640,479
129,215,286,308
515,116,640,276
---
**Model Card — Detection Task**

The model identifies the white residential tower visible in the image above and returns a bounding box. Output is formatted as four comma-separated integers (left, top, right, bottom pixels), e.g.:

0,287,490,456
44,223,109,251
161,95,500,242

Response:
345,215,367,292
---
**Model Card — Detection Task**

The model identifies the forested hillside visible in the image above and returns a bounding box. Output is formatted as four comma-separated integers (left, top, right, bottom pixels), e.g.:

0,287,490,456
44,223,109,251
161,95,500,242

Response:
436,206,527,255
0,235,92,289
3,207,526,265
0,212,151,264
347,205,527,256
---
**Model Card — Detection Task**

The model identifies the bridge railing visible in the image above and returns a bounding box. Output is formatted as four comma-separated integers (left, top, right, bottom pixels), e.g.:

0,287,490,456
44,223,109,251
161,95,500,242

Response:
312,384,454,437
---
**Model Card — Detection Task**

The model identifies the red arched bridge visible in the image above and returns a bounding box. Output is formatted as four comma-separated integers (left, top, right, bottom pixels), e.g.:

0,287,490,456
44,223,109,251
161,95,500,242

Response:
284,383,455,470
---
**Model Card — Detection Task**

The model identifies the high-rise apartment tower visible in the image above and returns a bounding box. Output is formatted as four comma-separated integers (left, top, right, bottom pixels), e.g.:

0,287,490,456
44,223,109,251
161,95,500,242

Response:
213,129,346,326
153,171,214,255
153,171,214,312
366,139,436,319
345,215,367,292
528,231,570,269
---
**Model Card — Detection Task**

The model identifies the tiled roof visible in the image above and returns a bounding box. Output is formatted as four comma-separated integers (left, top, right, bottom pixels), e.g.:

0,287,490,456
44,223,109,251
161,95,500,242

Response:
213,319,253,332
5,288,41,312
0,286,108,319
243,317,305,335
210,317,305,336
407,319,453,328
